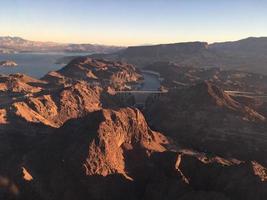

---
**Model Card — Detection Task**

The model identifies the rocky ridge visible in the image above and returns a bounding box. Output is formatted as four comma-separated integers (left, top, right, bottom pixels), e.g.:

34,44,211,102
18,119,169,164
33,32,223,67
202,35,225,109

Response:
1,57,267,200
0,58,141,132
43,57,142,90
91,37,267,74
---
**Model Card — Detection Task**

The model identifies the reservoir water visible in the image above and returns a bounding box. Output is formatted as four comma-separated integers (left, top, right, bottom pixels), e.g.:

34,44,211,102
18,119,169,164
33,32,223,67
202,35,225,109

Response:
0,53,89,78
140,72,161,91
0,53,161,91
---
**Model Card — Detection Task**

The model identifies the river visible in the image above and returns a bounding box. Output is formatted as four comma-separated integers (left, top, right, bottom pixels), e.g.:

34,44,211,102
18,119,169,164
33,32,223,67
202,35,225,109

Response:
139,71,161,91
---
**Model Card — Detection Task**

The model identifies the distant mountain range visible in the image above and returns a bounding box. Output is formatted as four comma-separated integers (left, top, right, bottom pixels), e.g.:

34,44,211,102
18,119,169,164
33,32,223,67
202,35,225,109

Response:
91,37,267,74
3,36,267,75
0,36,124,54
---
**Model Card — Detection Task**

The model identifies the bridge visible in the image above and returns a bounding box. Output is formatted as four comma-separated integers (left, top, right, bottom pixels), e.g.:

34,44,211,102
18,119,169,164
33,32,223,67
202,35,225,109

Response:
114,90,168,108
114,89,267,109
224,90,267,101
140,70,161,77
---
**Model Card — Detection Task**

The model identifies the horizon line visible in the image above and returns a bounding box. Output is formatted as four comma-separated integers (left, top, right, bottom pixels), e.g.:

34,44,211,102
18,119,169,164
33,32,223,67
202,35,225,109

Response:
1,35,267,47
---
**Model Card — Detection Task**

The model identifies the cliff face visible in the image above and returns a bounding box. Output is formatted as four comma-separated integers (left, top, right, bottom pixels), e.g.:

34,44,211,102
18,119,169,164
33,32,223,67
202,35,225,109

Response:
56,108,168,177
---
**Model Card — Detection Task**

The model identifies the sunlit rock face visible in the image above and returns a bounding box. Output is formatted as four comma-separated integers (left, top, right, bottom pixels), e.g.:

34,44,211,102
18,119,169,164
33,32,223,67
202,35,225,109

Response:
0,58,143,134
43,57,143,90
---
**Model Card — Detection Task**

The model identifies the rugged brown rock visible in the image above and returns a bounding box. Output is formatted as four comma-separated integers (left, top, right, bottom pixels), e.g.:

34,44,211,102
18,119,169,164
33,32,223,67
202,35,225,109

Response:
0,82,105,133
1,108,267,200
0,58,142,133
145,81,267,162
0,60,18,67
43,57,142,90
1,58,267,200
0,73,46,94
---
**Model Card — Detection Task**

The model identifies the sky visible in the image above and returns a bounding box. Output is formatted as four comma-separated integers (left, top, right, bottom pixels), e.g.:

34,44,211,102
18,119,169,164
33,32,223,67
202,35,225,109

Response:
0,0,267,46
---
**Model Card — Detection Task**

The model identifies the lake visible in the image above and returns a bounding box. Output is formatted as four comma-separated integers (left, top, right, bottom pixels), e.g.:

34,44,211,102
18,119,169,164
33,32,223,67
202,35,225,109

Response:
0,52,89,78
0,53,161,91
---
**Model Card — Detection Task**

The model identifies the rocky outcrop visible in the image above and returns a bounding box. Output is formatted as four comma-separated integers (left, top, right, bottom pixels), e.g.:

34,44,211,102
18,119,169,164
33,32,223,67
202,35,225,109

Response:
0,82,107,134
42,57,142,90
0,60,17,67
20,83,100,123
0,74,46,93
57,108,169,177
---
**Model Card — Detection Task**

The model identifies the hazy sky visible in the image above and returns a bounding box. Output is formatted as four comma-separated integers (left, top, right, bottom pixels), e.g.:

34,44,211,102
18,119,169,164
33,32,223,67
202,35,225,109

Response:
0,0,266,46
